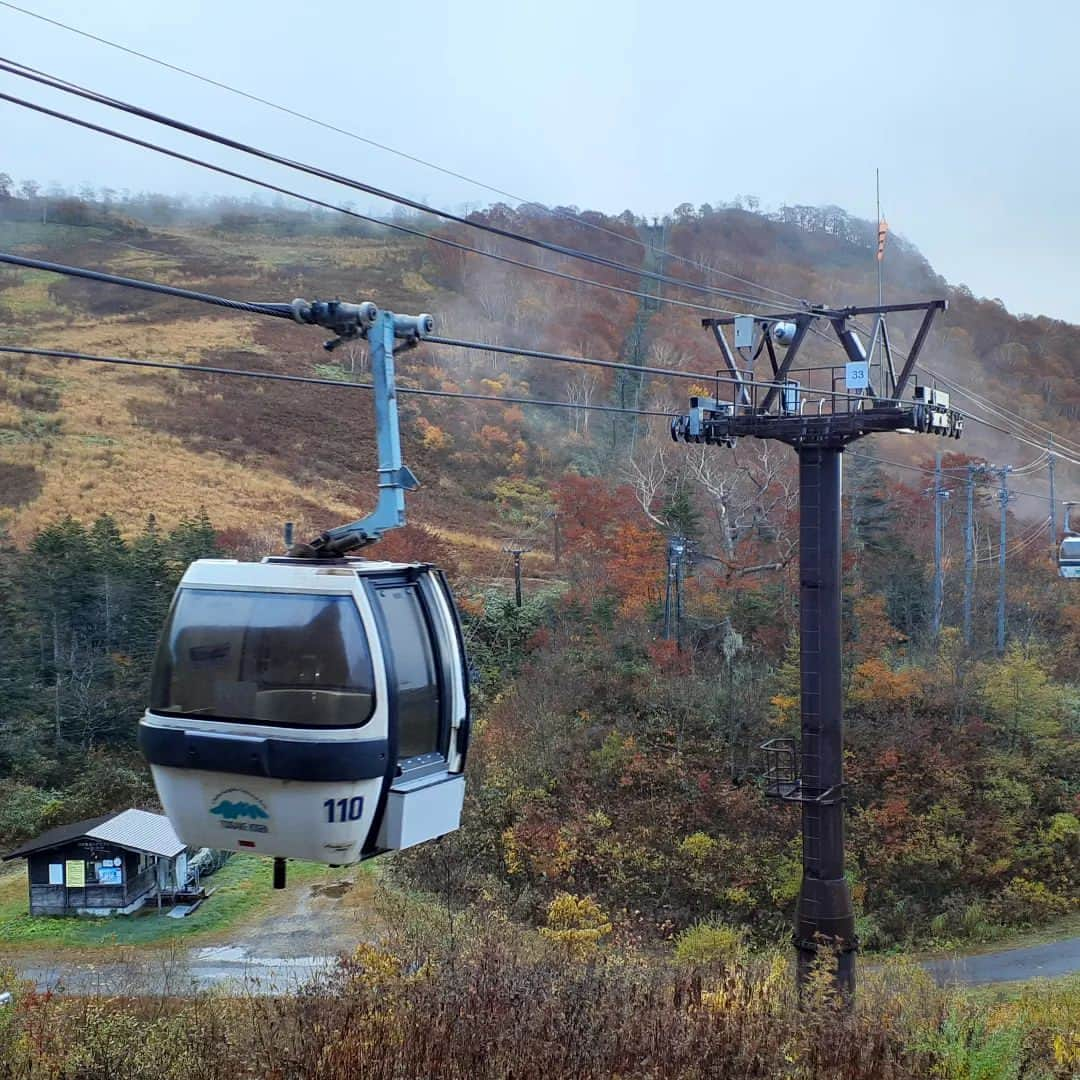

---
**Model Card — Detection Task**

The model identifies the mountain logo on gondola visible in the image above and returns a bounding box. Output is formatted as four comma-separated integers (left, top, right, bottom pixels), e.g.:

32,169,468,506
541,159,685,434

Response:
212,799,268,821
210,789,270,833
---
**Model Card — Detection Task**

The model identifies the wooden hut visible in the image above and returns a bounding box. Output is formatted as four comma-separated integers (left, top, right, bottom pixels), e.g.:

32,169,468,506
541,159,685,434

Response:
2,809,187,916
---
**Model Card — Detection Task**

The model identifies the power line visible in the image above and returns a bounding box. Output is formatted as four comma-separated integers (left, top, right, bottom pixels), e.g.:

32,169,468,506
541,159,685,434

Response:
0,345,675,418
0,88,749,320
847,450,1062,503
938,451,1047,476
1006,451,1049,475
0,0,807,311
0,55,793,314
976,515,1051,564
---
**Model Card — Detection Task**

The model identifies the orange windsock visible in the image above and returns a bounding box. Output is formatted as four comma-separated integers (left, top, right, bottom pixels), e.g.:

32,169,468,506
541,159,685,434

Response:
877,218,889,261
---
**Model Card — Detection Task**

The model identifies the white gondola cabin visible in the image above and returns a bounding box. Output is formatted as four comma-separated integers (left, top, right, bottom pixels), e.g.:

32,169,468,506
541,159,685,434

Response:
139,557,469,865
1060,537,1080,579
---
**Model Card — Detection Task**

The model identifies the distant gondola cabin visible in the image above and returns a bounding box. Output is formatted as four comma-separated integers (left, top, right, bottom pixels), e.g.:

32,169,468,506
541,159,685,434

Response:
1,809,187,916
1061,536,1080,579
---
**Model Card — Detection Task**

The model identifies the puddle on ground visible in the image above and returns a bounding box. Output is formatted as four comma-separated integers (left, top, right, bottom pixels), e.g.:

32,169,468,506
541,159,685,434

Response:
310,880,352,899
190,946,332,968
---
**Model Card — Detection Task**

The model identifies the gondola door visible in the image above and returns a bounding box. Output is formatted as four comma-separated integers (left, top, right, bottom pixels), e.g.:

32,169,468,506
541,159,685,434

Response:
365,570,467,854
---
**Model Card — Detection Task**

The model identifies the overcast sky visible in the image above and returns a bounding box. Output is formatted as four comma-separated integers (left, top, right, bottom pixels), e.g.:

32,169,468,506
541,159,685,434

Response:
1,0,1076,322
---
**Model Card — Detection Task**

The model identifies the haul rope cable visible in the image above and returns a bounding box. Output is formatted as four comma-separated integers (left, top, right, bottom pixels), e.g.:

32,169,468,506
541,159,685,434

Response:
5,64,1077,460
0,346,679,418
10,51,1073,463
4,251,1073,462
918,366,1080,459
0,89,753,321
833,318,1080,460
422,335,923,408
948,408,1080,465
0,252,893,411
12,345,1054,566
0,252,300,319
836,315,1080,457
0,0,807,310
0,55,794,313
11,59,1076,458
844,321,1080,459
914,360,1080,453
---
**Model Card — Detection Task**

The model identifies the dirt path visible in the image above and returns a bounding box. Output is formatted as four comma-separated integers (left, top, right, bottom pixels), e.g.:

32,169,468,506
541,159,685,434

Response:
5,871,381,996
226,873,379,959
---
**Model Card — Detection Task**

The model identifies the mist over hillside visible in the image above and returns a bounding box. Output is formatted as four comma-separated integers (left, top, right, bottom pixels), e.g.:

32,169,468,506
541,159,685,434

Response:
0,181,1076,552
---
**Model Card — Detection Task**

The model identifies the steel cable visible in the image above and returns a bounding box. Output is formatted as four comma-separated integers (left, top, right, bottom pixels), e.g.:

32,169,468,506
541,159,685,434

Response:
0,345,676,418
0,55,794,313
0,87,753,320
0,0,807,309
0,251,296,318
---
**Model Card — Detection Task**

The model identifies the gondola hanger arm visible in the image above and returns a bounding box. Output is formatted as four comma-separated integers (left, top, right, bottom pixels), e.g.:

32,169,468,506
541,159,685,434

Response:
287,306,434,558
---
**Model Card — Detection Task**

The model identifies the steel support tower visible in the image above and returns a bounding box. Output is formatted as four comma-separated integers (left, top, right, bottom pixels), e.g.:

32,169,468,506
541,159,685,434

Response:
673,300,963,998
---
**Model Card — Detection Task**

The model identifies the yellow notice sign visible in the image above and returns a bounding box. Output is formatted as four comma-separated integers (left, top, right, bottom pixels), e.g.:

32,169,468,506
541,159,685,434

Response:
65,860,85,888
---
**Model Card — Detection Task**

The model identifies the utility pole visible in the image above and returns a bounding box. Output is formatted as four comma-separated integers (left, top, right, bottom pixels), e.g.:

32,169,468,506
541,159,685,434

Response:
504,544,529,608
1048,436,1057,558
931,452,946,640
996,467,1011,655
662,535,686,643
963,466,978,647
663,544,673,639
673,298,961,1001
674,536,686,652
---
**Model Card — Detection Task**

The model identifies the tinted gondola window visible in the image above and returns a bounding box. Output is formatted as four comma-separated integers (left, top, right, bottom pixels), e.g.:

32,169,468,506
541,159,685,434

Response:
150,589,375,728
374,585,441,760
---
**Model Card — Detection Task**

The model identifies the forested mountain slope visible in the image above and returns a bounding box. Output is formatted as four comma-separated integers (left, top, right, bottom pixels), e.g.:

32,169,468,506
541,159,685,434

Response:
0,188,1076,558
0,186,1077,959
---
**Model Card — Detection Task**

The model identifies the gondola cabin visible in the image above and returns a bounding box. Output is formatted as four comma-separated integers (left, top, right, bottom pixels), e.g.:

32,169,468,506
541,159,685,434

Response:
139,558,469,865
1060,537,1080,579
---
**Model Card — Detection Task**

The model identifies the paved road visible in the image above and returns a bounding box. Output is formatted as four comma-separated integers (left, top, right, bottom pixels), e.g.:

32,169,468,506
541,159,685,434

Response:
922,936,1080,986
10,935,1080,996
14,946,337,996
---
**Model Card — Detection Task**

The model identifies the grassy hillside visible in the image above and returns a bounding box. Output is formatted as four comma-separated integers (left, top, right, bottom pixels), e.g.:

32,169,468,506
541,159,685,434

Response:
0,190,1077,974
1,194,1076,562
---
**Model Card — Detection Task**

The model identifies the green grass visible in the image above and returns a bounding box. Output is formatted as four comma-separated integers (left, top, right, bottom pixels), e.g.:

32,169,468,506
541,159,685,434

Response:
905,910,1080,963
961,971,1080,1006
311,363,356,382
0,855,332,949
0,222,110,249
